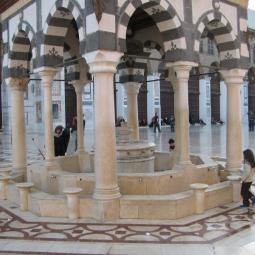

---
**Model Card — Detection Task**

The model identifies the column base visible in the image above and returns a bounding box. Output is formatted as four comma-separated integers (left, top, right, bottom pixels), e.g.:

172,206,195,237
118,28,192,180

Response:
172,160,193,171
93,186,121,200
225,162,242,176
93,198,120,220
12,167,26,181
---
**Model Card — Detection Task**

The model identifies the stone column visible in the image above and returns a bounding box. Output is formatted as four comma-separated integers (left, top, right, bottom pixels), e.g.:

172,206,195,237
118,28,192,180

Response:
123,82,141,142
167,62,197,168
38,67,57,169
85,51,122,219
72,81,85,154
9,78,28,176
221,69,246,174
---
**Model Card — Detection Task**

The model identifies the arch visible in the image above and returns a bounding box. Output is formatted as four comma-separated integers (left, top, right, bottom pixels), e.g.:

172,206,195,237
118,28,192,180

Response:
7,28,33,79
194,11,240,69
117,0,186,56
5,22,36,79
40,0,85,67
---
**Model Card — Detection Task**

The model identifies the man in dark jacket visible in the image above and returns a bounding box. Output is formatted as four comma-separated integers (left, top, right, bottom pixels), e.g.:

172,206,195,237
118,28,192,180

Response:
54,126,70,156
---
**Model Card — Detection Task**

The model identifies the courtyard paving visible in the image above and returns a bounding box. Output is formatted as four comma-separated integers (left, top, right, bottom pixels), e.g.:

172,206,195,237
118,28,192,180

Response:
0,124,255,254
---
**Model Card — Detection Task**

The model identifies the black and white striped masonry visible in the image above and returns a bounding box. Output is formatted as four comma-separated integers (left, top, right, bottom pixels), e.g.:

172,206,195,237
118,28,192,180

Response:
2,0,251,82
39,0,85,67
193,11,246,69
4,22,36,79
117,0,187,62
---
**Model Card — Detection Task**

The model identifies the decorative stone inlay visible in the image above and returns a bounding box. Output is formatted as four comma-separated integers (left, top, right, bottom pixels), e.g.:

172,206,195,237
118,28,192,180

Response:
0,205,254,245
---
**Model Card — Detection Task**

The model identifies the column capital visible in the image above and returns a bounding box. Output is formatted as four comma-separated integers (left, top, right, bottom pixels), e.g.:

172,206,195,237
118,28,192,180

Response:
166,61,198,80
7,78,29,91
36,67,58,87
85,50,123,74
71,81,84,94
123,82,141,95
220,69,247,86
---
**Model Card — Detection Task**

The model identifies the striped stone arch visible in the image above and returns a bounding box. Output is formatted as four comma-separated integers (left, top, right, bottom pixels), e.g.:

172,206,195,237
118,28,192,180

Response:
117,56,147,83
6,22,36,78
144,40,168,77
40,0,85,67
193,11,240,69
117,0,186,59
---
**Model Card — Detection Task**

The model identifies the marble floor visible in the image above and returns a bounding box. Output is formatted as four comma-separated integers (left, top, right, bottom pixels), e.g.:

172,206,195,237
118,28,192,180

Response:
1,124,255,254
1,123,255,164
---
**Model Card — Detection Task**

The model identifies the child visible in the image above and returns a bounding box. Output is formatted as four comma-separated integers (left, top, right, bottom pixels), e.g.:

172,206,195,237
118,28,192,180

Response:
241,149,255,207
168,138,175,151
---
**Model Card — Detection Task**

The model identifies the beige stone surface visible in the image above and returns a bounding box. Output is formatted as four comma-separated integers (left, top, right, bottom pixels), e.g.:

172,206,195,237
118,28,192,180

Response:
205,182,232,209
120,205,139,219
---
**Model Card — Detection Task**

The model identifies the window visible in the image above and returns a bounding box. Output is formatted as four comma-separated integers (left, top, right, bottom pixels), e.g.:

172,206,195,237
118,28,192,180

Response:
24,88,28,100
35,84,41,97
36,102,42,123
52,104,59,120
208,38,214,55
52,101,61,120
52,83,61,96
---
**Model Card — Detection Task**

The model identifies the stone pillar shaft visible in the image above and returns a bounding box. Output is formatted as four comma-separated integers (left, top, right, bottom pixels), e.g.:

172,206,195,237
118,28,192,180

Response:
168,62,197,167
9,79,28,175
226,84,242,172
221,69,246,174
74,84,85,153
39,68,57,169
124,83,141,142
85,51,122,201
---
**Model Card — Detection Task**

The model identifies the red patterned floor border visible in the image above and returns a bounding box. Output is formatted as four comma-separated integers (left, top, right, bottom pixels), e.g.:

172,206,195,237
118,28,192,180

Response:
0,205,254,245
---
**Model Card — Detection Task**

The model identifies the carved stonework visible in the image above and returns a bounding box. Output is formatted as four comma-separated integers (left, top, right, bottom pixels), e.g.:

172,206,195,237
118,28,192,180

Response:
8,78,29,91
92,0,105,23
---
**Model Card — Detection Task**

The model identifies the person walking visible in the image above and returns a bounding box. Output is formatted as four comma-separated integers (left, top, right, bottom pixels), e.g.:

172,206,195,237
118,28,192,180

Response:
153,112,161,133
240,149,255,207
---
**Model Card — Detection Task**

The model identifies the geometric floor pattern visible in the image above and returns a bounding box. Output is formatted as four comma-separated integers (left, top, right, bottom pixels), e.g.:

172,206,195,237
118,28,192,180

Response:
0,205,255,245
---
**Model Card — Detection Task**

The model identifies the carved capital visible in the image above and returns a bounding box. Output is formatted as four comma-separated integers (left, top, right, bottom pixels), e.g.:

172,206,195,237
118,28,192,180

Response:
8,78,29,91
85,50,123,74
72,81,85,94
123,82,141,95
220,69,247,86
36,67,58,87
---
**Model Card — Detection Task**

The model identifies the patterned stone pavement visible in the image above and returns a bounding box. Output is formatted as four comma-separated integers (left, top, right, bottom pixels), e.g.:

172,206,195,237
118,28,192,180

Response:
0,204,254,245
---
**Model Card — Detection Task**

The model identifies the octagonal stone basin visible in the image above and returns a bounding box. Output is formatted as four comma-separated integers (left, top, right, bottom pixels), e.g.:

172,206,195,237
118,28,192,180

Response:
116,142,156,173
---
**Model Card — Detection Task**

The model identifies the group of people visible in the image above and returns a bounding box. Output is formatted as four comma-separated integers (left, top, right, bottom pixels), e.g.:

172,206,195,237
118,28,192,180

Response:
54,115,85,156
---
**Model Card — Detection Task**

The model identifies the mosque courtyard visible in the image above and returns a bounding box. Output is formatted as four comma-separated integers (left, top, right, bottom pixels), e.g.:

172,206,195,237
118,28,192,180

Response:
0,125,255,255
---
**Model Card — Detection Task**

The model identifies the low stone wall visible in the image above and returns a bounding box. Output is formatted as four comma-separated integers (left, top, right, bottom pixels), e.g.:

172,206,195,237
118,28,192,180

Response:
28,160,220,196
5,180,233,220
